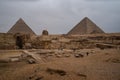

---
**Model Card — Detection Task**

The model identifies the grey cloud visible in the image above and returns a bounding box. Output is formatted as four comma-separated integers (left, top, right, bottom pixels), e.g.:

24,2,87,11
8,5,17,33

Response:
0,0,120,34
0,0,39,1
85,0,120,1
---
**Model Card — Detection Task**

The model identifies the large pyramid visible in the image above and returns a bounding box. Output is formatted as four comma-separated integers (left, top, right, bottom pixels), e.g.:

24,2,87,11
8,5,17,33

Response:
67,17,105,35
7,18,36,35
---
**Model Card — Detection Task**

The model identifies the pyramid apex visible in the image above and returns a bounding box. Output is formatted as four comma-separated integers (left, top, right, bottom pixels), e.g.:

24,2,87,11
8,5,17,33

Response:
19,18,22,19
18,18,24,21
15,18,26,24
83,17,90,20
84,17,89,19
81,17,91,23
18,18,23,20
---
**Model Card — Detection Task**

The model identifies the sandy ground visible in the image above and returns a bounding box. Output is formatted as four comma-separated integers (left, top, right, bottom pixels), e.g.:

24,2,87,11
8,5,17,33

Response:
0,49,120,80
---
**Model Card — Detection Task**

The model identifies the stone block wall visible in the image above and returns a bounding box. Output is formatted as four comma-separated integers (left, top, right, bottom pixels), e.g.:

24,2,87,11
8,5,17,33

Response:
0,33,15,49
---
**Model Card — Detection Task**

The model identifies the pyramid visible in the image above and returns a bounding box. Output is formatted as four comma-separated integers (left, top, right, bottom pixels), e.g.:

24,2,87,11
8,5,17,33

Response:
67,17,105,35
7,18,36,35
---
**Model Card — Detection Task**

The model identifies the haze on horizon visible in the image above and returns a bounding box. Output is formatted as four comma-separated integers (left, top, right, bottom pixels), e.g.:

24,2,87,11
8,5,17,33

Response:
0,0,120,35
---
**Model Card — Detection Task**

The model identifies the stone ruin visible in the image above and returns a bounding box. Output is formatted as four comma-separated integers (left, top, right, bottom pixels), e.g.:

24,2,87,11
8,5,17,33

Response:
0,33,15,49
0,32,120,50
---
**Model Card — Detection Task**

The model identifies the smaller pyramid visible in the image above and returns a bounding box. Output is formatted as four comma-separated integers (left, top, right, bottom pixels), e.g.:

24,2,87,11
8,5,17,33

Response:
7,18,36,35
67,17,105,35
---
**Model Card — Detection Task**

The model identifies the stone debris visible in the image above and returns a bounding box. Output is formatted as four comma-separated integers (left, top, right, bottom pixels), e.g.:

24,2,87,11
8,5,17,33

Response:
27,59,36,64
77,72,87,80
56,54,62,58
105,58,120,63
21,53,29,58
77,73,87,77
28,74,44,80
9,57,20,62
23,50,44,63
64,54,71,57
35,76,44,80
74,53,84,58
46,68,67,76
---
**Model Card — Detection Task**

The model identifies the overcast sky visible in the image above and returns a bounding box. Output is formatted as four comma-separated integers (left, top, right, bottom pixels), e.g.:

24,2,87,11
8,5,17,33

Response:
0,0,120,34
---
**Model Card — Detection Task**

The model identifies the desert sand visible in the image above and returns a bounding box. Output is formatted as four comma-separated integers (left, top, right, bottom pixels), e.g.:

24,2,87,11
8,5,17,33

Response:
0,48,120,80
